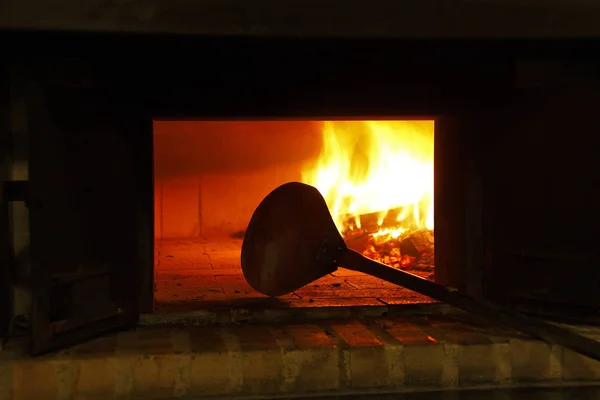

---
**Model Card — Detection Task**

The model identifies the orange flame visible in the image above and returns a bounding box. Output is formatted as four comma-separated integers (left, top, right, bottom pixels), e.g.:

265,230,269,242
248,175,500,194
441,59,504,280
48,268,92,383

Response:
302,120,434,237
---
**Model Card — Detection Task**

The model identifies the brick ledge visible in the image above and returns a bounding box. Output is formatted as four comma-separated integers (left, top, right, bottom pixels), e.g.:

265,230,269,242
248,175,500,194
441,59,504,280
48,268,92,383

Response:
2,315,600,399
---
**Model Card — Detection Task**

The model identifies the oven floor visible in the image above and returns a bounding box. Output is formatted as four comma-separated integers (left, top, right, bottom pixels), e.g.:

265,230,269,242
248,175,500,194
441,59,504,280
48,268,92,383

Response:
154,238,436,313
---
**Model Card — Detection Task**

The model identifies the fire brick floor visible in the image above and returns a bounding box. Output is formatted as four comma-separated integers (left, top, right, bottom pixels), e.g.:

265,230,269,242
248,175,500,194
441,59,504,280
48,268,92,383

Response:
154,238,436,314
3,314,600,399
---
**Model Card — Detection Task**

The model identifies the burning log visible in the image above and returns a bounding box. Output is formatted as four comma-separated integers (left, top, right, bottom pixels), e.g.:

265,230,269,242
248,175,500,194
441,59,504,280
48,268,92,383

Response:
404,229,434,254
399,237,420,258
341,206,412,235
345,233,372,253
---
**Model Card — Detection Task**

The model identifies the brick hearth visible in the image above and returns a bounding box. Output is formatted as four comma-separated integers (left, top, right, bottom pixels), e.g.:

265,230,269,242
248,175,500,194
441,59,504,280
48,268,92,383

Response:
155,238,435,314
2,315,600,399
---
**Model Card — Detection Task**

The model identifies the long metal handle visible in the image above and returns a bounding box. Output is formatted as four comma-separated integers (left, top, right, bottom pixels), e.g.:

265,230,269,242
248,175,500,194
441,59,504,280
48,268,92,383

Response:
341,249,600,361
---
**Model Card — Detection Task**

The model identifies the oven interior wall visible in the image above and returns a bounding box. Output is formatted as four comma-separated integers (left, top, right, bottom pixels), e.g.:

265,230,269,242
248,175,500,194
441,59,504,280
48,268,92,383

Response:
153,121,322,240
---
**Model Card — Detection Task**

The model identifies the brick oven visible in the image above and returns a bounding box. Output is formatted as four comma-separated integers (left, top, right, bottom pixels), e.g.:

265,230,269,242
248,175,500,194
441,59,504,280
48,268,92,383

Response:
2,2,600,396
153,119,438,312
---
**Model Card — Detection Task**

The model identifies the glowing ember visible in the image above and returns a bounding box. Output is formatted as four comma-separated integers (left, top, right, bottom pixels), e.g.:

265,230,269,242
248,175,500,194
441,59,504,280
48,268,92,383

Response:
302,120,434,275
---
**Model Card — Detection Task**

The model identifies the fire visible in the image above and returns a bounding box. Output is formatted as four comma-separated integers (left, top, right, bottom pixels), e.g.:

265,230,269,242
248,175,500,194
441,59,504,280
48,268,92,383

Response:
302,120,434,238
302,120,435,276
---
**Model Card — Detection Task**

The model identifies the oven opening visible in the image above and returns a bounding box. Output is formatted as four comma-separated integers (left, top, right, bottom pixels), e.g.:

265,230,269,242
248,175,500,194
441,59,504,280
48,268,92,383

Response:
153,120,436,312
